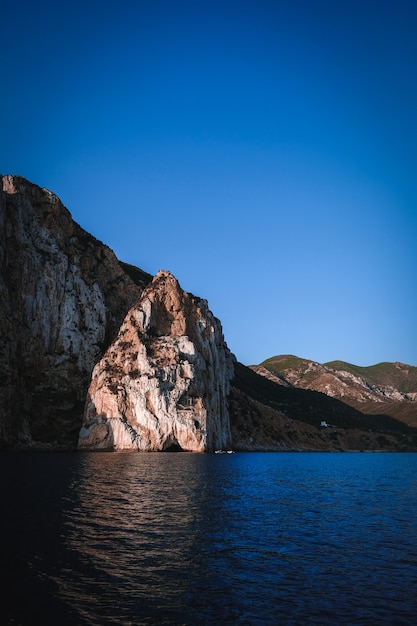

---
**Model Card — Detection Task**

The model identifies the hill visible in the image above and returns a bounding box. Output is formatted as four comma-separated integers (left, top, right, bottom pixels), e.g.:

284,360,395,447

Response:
253,355,417,428
325,360,417,395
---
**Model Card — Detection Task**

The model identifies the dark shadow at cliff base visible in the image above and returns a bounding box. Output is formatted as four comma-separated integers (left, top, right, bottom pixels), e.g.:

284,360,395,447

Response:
164,441,184,452
230,362,417,451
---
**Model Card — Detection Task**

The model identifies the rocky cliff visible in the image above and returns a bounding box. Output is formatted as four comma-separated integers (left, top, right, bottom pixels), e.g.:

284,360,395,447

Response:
0,175,151,447
1,175,416,452
79,270,235,451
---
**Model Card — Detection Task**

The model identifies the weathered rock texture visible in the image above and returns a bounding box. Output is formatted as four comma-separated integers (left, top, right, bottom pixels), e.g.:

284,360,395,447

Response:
79,270,235,451
0,175,150,447
252,355,417,428
254,356,416,402
2,175,416,452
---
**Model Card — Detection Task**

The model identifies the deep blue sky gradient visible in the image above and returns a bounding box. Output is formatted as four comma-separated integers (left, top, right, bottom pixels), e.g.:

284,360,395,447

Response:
2,0,417,366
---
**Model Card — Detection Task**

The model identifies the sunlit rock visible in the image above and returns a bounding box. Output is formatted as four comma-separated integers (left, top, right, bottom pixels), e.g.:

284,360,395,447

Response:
79,270,235,451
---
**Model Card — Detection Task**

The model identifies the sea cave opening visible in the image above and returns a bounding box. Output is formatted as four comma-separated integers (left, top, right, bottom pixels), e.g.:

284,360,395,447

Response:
164,438,184,452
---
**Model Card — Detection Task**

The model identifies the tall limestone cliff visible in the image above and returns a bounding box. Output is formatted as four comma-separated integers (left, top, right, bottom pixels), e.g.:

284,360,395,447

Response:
79,270,235,451
0,175,150,447
2,175,416,452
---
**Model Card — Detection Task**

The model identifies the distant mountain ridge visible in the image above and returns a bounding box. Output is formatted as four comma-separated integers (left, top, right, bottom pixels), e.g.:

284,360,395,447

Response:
252,355,417,428
325,360,417,396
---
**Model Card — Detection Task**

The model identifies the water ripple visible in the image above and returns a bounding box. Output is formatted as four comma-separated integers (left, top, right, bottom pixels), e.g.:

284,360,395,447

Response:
1,451,417,624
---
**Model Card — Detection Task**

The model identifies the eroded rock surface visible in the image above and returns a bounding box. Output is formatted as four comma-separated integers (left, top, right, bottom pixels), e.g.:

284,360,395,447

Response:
0,175,150,447
252,357,417,404
79,270,235,451
2,175,415,452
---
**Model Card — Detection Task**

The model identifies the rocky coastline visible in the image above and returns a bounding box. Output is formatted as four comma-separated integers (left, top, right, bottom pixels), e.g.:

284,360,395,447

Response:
1,175,416,452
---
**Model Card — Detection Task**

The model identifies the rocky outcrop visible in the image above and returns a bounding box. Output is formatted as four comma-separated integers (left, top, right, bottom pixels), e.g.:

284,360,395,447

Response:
253,356,417,404
2,175,416,452
0,175,151,447
79,270,235,451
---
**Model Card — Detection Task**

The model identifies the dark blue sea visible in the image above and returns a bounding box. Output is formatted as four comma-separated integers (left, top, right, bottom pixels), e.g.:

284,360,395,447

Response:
1,451,417,625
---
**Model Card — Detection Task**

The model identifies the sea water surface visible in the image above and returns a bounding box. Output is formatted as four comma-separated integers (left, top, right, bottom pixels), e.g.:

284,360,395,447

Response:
1,451,417,625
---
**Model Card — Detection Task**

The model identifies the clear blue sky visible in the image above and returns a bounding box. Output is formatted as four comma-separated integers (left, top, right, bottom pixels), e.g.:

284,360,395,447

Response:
2,0,417,366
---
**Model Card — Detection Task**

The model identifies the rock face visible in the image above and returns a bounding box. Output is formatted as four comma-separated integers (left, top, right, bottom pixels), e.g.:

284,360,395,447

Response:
252,355,417,430
79,270,235,451
2,174,416,452
0,175,150,447
254,356,417,403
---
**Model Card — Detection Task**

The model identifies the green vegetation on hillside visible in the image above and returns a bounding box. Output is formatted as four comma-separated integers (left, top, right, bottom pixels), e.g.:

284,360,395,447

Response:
325,360,417,394
260,355,417,395
233,362,415,436
261,355,312,374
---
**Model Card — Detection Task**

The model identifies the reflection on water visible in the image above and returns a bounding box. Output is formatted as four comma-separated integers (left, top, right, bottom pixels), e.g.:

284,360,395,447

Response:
62,453,210,624
1,451,417,625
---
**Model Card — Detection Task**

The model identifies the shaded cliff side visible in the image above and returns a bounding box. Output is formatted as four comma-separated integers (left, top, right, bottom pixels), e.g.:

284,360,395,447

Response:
230,362,417,451
0,175,151,447
253,355,417,429
79,270,235,451
1,175,416,452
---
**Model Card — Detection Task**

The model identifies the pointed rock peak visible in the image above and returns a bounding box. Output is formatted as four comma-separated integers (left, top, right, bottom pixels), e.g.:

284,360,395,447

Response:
147,268,184,301
138,269,203,339
2,174,19,194
153,269,180,283
79,271,235,452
